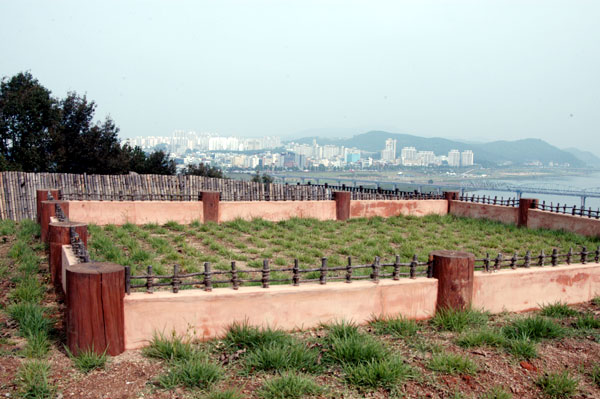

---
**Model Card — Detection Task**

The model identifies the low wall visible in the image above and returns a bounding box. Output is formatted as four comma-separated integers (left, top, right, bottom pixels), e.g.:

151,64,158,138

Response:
123,278,438,350
527,209,600,238
472,263,600,313
219,201,337,222
67,201,204,225
61,245,78,293
449,201,519,225
350,199,448,218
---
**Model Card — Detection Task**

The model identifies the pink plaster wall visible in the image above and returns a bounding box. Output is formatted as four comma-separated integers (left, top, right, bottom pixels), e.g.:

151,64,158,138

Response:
449,201,519,225
61,245,78,294
350,200,448,218
219,201,336,222
123,278,438,350
472,263,600,313
67,201,204,225
527,209,600,238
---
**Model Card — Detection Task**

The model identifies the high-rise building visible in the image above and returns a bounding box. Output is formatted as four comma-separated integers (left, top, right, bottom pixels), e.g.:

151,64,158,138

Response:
400,147,417,165
381,138,397,162
461,150,474,167
448,150,461,167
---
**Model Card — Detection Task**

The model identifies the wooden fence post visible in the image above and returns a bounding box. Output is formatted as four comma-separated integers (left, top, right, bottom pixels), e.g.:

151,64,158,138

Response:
202,191,220,223
66,262,125,356
48,221,87,292
430,250,474,311
518,198,539,227
334,191,351,221
444,191,460,214
36,189,60,223
40,200,69,243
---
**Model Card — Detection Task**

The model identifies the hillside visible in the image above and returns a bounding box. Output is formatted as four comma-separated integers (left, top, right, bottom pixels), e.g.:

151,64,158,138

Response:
293,131,584,167
564,147,600,167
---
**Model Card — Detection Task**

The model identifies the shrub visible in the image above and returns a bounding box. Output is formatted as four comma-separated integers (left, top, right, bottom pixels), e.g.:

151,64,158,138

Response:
427,353,478,375
369,315,419,338
245,342,322,374
502,316,565,341
540,302,578,318
343,357,416,390
142,331,196,361
432,308,488,332
536,371,578,399
258,373,322,399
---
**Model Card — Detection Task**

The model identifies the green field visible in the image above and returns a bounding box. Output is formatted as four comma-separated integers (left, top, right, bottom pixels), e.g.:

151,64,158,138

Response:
87,214,600,283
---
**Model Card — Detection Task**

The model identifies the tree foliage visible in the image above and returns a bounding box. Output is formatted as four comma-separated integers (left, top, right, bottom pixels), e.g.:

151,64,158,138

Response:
182,163,224,178
251,170,274,184
0,72,175,175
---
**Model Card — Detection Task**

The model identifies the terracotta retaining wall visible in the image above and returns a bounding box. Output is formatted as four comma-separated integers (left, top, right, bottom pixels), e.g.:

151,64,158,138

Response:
219,201,337,222
472,263,600,313
123,278,438,350
67,200,204,225
527,209,600,238
350,199,448,218
449,201,519,225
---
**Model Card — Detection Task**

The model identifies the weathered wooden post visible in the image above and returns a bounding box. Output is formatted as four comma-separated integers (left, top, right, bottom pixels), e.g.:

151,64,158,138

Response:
36,189,60,223
444,191,460,214
40,200,69,243
66,262,125,356
202,191,220,223
518,198,539,227
334,191,351,221
430,250,474,310
48,221,87,292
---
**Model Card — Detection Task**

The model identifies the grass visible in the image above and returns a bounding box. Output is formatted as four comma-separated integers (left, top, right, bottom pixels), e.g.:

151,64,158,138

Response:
16,360,55,399
369,315,419,338
202,390,244,399
325,332,388,365
573,313,600,330
455,328,506,348
245,341,322,374
67,347,108,373
87,214,600,287
427,353,478,375
7,301,53,338
536,371,579,399
142,331,196,361
482,386,513,399
343,357,417,390
504,338,538,360
431,307,489,332
223,321,292,351
157,354,223,390
540,302,579,318
502,316,566,341
590,363,600,388
257,373,322,399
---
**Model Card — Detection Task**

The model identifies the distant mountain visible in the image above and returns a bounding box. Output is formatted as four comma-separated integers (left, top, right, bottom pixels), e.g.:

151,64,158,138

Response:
563,148,600,167
292,131,584,167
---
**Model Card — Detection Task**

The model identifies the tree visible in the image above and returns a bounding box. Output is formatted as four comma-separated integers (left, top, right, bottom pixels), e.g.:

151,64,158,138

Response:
251,170,274,184
182,163,224,178
141,150,176,175
0,72,59,171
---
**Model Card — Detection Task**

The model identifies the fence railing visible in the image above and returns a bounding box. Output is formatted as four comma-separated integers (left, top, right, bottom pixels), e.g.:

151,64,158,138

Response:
457,194,519,207
124,255,431,294
474,246,600,271
536,201,600,220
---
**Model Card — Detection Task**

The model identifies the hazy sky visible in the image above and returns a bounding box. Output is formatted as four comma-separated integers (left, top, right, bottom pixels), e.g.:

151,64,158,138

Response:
1,0,599,151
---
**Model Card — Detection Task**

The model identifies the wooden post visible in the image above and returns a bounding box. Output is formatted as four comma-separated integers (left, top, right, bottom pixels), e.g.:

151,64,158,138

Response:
334,191,351,221
48,221,87,292
40,200,69,243
66,262,125,356
202,191,220,223
36,189,59,223
444,191,460,214
518,198,539,227
430,250,474,311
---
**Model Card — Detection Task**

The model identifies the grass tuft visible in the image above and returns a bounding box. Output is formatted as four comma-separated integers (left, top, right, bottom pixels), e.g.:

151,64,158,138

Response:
456,328,506,348
343,357,416,390
326,333,388,365
245,341,322,374
22,332,51,358
157,354,223,390
142,331,196,361
7,302,53,337
539,302,578,318
369,315,419,338
427,352,478,375
432,307,489,332
589,363,600,388
68,347,108,373
502,316,566,341
482,386,513,399
16,360,55,399
258,373,322,399
202,390,244,399
223,321,292,351
504,338,538,360
573,313,600,330
536,371,578,399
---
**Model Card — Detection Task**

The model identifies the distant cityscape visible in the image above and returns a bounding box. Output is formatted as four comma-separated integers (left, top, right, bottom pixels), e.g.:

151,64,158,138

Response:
125,132,474,172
